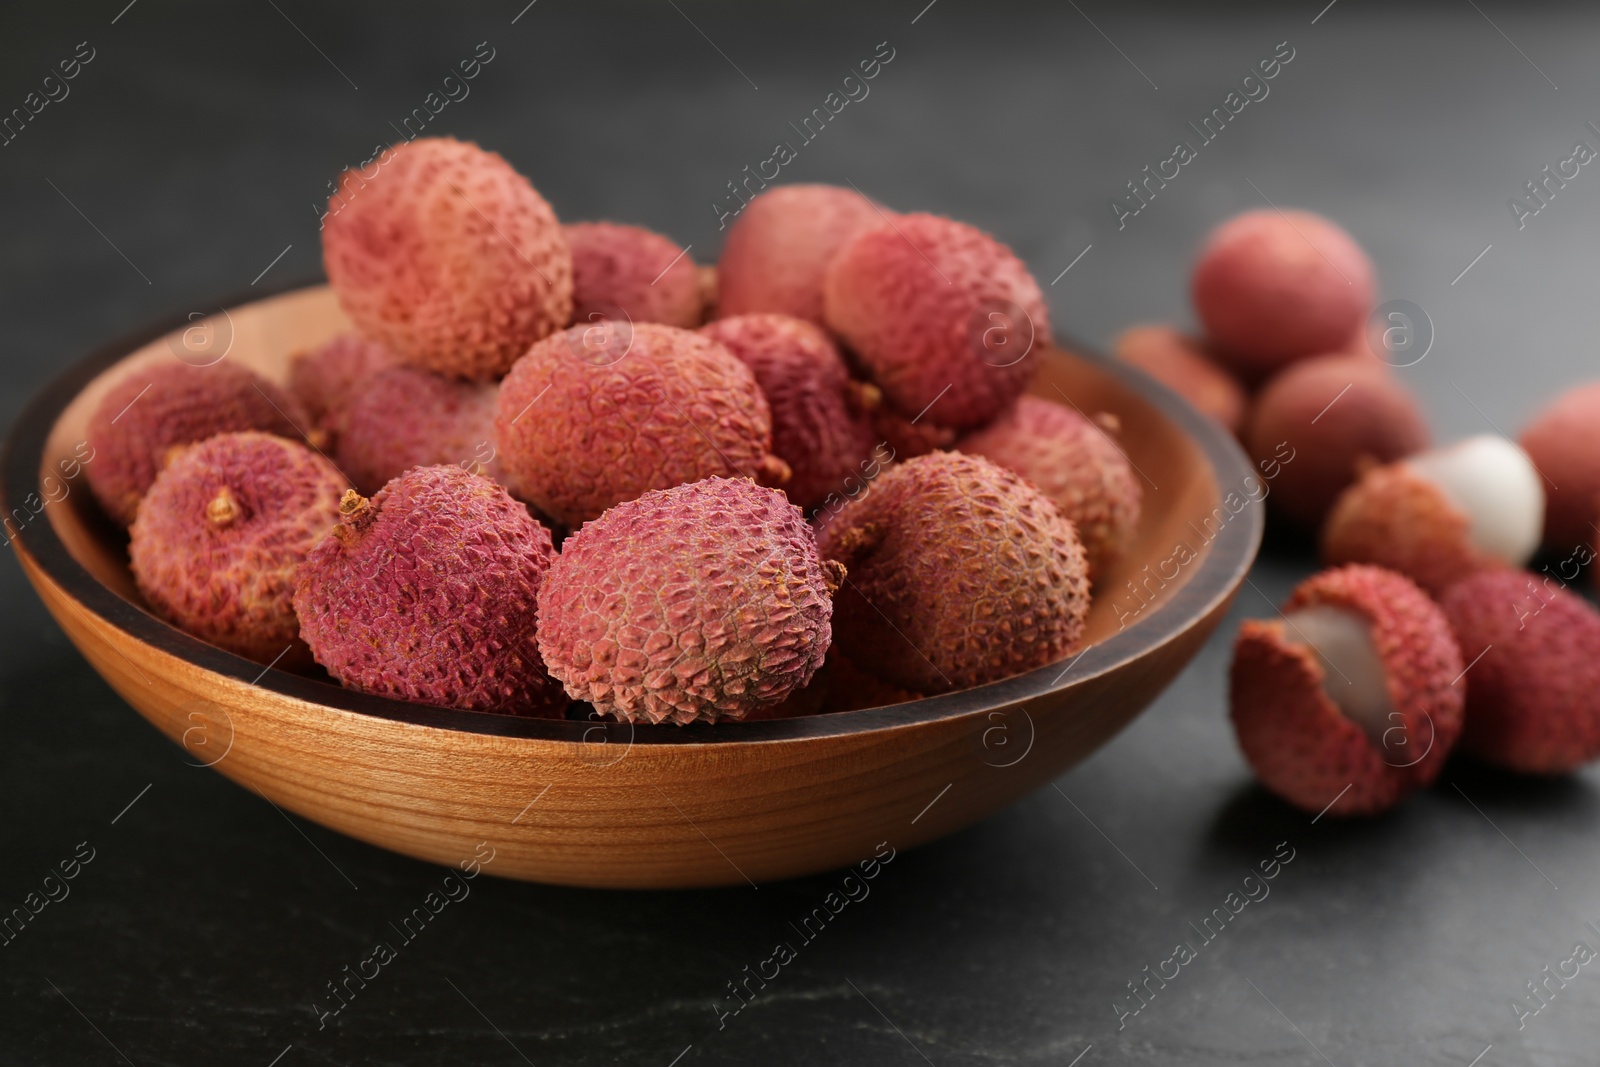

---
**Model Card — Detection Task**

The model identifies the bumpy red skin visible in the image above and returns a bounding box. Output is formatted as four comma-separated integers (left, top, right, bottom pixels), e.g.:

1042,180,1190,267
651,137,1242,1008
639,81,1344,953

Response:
1230,565,1464,817
1321,464,1493,596
699,314,879,511
293,465,566,716
129,432,346,666
322,137,572,381
86,361,309,527
823,213,1051,431
565,222,701,329
1247,355,1428,529
287,333,396,443
1113,325,1247,436
493,322,784,526
957,396,1141,583
336,366,500,495
818,452,1090,694
1192,209,1375,380
1518,382,1600,553
1439,570,1600,774
716,184,882,326
537,478,837,724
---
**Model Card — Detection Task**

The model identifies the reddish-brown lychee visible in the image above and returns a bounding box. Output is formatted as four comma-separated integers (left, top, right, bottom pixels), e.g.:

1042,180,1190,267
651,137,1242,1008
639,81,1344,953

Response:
1113,325,1247,435
1518,382,1600,552
335,365,500,495
286,333,396,444
565,221,701,329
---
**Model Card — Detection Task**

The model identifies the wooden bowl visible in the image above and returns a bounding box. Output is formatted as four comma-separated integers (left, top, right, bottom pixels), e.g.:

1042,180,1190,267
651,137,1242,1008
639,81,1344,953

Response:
2,285,1261,888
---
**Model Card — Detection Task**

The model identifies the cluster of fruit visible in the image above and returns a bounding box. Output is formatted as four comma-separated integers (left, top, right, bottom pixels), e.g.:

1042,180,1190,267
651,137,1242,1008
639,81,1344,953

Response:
85,137,1146,724
1124,207,1600,816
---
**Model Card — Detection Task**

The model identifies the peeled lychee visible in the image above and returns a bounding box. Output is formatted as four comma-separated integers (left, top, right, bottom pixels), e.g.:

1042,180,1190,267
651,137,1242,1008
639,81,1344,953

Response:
818,451,1090,694
293,465,565,716
322,137,572,380
1247,355,1429,529
699,314,880,511
824,212,1050,432
1518,382,1600,552
1192,208,1375,379
565,221,701,329
129,432,346,665
1439,569,1600,775
957,396,1142,582
335,365,500,495
86,361,309,527
493,322,787,526
286,333,396,443
1322,435,1544,594
536,477,840,724
716,183,882,326
1113,325,1247,436
1230,565,1464,817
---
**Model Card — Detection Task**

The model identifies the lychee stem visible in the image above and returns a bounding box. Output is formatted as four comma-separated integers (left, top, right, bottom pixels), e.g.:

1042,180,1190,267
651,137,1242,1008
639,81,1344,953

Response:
333,489,376,547
848,380,883,415
822,559,848,596
756,454,793,487
206,487,239,527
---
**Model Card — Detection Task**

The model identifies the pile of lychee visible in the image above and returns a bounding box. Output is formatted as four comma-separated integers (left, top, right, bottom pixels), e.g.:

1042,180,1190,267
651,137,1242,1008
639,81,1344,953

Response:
1130,207,1600,816
88,136,1143,725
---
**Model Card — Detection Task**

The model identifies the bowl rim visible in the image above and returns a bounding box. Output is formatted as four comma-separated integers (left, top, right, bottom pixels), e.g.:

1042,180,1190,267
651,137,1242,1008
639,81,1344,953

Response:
2,280,1262,747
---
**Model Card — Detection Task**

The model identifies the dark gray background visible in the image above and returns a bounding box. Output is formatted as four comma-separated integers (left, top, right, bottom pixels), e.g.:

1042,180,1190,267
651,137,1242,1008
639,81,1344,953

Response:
2,2,1596,1064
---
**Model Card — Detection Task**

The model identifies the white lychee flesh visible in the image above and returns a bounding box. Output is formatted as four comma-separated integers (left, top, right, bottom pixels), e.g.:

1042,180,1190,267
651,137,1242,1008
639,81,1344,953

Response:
1406,435,1543,564
1281,604,1393,745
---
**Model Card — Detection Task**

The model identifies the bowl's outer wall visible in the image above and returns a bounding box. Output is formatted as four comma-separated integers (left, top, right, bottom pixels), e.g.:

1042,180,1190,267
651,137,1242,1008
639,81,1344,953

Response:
4,285,1261,887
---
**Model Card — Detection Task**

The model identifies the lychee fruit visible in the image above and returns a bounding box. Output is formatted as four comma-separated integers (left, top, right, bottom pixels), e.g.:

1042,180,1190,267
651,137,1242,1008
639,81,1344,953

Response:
716,183,882,326
1439,569,1600,775
957,396,1142,582
1113,325,1247,436
292,465,566,716
321,137,572,380
868,404,957,461
817,648,923,713
86,361,310,527
493,321,788,526
1322,435,1544,594
286,333,396,445
823,212,1050,432
1518,382,1600,552
335,365,500,495
1246,354,1429,529
1192,208,1375,379
565,221,701,329
699,313,880,511
536,477,841,724
128,432,347,665
1229,565,1464,817
817,451,1090,694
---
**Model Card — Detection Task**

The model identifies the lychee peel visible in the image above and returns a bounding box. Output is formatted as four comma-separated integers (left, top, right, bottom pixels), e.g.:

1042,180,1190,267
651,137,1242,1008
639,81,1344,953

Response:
129,432,347,665
1113,325,1247,435
823,212,1050,431
536,477,840,724
1439,569,1600,775
493,322,788,526
699,314,880,511
86,361,310,527
335,365,500,495
321,137,572,380
957,396,1142,582
818,451,1090,694
287,333,396,443
1518,382,1600,552
1229,565,1464,817
565,221,701,329
292,465,566,716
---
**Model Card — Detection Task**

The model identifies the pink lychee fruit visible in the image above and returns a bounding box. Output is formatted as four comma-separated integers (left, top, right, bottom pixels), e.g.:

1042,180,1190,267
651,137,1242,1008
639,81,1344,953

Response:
335,365,500,495
1229,565,1464,817
1113,324,1248,436
286,333,396,444
1518,382,1600,553
564,221,701,329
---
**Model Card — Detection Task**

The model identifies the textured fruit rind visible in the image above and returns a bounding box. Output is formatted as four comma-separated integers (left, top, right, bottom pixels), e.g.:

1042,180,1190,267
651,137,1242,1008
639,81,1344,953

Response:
537,477,837,724
1229,565,1464,816
699,314,878,511
86,361,309,527
818,451,1090,694
823,213,1050,431
716,184,882,326
1113,325,1247,435
321,137,572,380
129,432,346,665
292,465,566,716
1518,382,1600,552
493,322,783,526
957,396,1142,583
1321,463,1488,595
1439,569,1600,774
566,221,701,329
287,333,396,443
336,365,500,495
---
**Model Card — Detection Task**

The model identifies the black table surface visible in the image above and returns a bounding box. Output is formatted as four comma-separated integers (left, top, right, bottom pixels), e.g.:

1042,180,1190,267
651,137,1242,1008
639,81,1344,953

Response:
4,3,1598,1064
